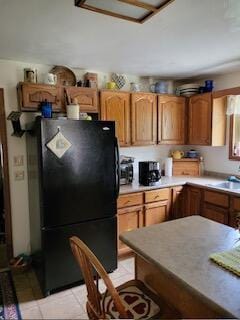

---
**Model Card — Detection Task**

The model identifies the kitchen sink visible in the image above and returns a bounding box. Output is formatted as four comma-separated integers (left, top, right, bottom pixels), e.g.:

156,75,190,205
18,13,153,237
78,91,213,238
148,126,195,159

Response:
210,181,240,190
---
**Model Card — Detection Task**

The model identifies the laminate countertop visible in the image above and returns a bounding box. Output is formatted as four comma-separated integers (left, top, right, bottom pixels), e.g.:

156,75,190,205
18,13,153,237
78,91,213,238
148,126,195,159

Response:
120,176,240,196
120,216,240,318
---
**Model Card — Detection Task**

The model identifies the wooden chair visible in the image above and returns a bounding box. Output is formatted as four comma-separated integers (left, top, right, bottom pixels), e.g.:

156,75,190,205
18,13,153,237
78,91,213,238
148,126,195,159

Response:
70,236,180,319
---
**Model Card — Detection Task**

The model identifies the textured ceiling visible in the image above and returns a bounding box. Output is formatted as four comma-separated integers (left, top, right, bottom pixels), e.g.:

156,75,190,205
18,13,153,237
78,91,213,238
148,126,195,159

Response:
0,0,240,78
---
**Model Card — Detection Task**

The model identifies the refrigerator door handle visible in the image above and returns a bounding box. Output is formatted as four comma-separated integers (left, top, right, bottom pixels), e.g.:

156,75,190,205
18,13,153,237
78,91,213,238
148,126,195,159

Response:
114,138,120,198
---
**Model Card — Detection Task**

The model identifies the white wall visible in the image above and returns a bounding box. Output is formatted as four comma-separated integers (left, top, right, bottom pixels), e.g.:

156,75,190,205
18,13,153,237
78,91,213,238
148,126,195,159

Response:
0,59,141,256
119,145,187,180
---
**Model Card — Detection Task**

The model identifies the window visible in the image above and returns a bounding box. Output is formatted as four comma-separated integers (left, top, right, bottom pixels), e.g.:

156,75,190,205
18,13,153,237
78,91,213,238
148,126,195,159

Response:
229,114,240,160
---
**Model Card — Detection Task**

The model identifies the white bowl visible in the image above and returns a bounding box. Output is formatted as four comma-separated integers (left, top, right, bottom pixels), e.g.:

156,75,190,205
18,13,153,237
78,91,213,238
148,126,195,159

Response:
178,83,200,90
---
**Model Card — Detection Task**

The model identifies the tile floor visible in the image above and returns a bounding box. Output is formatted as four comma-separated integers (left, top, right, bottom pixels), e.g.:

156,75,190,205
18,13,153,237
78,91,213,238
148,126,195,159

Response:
13,257,135,319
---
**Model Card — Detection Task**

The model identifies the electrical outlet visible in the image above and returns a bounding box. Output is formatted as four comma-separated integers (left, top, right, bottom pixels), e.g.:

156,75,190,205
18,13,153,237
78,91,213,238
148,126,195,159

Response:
14,170,24,181
13,155,24,167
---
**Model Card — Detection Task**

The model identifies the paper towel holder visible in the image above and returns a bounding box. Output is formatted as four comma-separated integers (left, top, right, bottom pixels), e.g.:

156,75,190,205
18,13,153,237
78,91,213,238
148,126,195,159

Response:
7,111,25,137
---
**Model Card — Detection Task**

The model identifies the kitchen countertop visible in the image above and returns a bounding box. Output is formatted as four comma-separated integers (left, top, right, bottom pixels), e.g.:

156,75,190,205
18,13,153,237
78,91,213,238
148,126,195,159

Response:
120,216,240,318
120,175,240,196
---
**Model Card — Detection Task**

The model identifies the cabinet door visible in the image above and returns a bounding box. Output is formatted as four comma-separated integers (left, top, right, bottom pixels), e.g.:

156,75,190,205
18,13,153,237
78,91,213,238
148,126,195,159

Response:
229,197,240,228
131,93,157,146
158,95,186,145
118,205,143,255
144,201,169,226
101,91,130,147
172,186,186,219
186,187,202,216
202,204,228,225
188,93,212,145
65,87,98,112
19,83,62,111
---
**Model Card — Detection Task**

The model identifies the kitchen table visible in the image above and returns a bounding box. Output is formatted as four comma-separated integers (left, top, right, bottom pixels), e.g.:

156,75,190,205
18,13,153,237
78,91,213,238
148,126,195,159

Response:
120,216,240,319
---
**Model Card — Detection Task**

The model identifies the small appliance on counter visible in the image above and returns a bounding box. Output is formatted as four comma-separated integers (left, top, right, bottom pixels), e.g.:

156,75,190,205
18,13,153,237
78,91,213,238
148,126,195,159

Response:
139,161,161,186
120,155,134,185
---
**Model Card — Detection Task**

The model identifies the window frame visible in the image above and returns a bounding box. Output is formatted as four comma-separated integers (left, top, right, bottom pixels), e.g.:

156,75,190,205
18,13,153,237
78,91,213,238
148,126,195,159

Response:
229,114,240,161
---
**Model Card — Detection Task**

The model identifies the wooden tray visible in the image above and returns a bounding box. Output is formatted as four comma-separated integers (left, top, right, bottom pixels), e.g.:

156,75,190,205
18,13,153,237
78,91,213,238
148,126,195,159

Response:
50,66,76,86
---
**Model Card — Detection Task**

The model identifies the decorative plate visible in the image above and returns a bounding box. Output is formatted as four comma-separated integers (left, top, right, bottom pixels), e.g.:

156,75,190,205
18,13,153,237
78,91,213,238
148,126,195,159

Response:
50,66,77,86
111,73,126,89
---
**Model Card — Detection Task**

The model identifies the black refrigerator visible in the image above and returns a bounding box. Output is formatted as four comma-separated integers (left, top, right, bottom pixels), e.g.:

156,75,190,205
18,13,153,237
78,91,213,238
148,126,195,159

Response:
27,117,119,296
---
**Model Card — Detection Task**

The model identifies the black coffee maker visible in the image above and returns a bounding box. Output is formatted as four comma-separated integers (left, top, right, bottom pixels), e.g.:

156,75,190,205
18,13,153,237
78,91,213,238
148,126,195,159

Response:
139,161,161,186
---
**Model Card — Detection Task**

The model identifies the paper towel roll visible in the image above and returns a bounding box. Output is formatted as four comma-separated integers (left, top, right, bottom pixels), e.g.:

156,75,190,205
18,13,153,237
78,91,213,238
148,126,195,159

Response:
165,157,173,177
67,104,80,120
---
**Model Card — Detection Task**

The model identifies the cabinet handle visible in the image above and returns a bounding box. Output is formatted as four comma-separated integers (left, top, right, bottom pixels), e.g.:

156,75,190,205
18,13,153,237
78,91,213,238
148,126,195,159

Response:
154,195,159,199
124,200,130,205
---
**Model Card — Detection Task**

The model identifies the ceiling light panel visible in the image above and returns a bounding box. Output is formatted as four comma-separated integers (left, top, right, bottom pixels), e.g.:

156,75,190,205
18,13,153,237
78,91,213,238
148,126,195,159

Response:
84,0,149,19
75,0,175,23
141,0,170,5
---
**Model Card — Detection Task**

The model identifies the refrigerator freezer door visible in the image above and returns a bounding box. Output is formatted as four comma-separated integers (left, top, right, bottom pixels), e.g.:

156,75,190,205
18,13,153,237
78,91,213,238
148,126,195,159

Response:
42,216,117,294
37,119,118,228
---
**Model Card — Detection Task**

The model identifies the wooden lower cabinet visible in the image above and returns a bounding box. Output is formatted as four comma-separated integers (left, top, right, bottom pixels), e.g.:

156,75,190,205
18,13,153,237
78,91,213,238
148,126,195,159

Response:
202,204,228,225
172,186,186,219
144,201,169,226
117,186,236,256
186,187,202,216
229,197,240,228
118,205,143,255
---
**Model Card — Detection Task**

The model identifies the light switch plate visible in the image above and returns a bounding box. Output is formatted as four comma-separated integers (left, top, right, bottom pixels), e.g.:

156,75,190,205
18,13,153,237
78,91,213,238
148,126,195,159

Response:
13,155,24,167
14,170,25,181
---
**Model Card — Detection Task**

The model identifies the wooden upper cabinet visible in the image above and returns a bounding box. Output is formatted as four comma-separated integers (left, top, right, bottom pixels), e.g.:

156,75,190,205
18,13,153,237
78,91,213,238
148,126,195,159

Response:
158,95,186,145
65,87,98,113
100,91,130,147
188,93,226,146
188,93,212,145
131,93,157,146
18,82,62,112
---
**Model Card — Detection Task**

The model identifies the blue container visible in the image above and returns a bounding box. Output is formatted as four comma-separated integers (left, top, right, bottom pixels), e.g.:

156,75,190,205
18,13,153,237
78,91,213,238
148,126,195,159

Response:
41,101,52,118
204,80,214,92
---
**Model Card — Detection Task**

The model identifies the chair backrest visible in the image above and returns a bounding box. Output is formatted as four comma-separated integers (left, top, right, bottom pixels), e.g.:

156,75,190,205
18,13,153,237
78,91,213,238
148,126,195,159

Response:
70,236,128,319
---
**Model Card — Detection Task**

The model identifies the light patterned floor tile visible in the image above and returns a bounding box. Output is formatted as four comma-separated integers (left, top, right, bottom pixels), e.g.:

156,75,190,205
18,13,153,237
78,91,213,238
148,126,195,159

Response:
20,306,43,320
37,287,72,305
73,312,89,319
16,257,134,319
39,294,84,319
108,263,130,280
111,273,134,287
119,257,135,274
